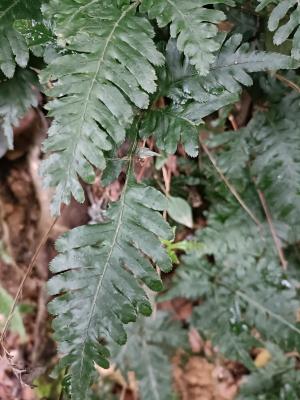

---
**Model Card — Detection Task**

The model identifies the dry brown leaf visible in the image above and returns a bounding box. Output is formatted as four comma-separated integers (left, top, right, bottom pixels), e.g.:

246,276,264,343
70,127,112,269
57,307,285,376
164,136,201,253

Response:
189,328,204,353
254,348,272,368
173,356,238,400
158,298,193,321
95,364,127,387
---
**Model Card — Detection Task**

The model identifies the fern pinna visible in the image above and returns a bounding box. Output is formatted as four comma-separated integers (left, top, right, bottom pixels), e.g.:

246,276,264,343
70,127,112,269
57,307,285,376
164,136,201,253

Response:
1,0,300,399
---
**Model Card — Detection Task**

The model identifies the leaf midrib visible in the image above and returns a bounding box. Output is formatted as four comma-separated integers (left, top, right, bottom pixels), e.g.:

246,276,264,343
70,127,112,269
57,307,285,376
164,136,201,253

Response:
169,57,292,89
65,0,99,27
61,1,138,207
0,0,20,21
78,153,134,392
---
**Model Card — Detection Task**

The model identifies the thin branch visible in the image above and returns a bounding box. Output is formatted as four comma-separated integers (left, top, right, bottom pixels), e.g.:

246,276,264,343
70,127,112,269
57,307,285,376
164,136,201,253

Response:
0,216,58,349
199,138,263,229
274,73,300,93
120,385,127,400
162,161,172,220
228,114,239,130
255,186,288,270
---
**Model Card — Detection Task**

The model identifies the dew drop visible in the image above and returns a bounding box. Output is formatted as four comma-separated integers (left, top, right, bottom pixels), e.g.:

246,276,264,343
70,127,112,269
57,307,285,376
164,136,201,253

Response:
281,279,291,288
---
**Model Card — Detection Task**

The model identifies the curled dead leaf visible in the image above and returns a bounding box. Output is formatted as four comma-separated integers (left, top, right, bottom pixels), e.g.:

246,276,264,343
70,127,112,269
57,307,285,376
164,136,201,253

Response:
254,348,272,368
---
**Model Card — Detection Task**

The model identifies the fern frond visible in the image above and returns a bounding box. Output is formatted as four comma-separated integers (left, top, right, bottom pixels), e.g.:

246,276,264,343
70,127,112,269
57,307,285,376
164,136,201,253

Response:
208,34,299,93
0,0,42,77
164,106,300,385
141,0,235,76
171,240,300,362
112,312,185,400
48,156,173,399
141,35,298,157
166,180,300,356
256,0,300,60
40,0,164,215
249,93,300,242
140,41,238,157
161,258,211,301
0,69,38,156
0,28,29,78
192,289,259,370
205,92,300,242
0,0,41,23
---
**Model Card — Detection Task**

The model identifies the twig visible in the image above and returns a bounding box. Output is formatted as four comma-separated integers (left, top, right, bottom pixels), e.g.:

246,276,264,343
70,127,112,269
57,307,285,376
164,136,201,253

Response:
58,386,64,400
120,385,127,400
255,187,288,270
31,284,48,364
274,73,300,93
162,166,171,195
199,138,263,229
136,139,148,182
162,163,171,220
228,114,239,130
0,216,58,349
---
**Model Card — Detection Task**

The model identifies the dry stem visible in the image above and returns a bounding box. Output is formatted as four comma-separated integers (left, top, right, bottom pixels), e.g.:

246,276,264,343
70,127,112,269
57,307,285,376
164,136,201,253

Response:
0,216,58,350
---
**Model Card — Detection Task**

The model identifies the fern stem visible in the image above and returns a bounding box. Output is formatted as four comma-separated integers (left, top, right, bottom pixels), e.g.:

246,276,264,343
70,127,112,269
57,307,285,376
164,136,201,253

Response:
255,186,288,270
274,73,300,93
78,136,138,392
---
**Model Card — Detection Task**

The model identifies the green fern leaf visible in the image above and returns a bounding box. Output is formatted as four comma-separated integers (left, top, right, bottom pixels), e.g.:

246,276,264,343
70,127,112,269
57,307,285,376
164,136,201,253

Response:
249,93,300,242
0,69,38,156
192,293,258,370
161,257,212,301
141,0,235,76
167,204,300,360
0,0,42,77
256,0,300,60
0,0,41,23
140,39,239,157
48,168,173,399
206,92,300,242
207,34,299,93
112,312,186,400
0,28,29,78
40,0,164,215
141,34,298,157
